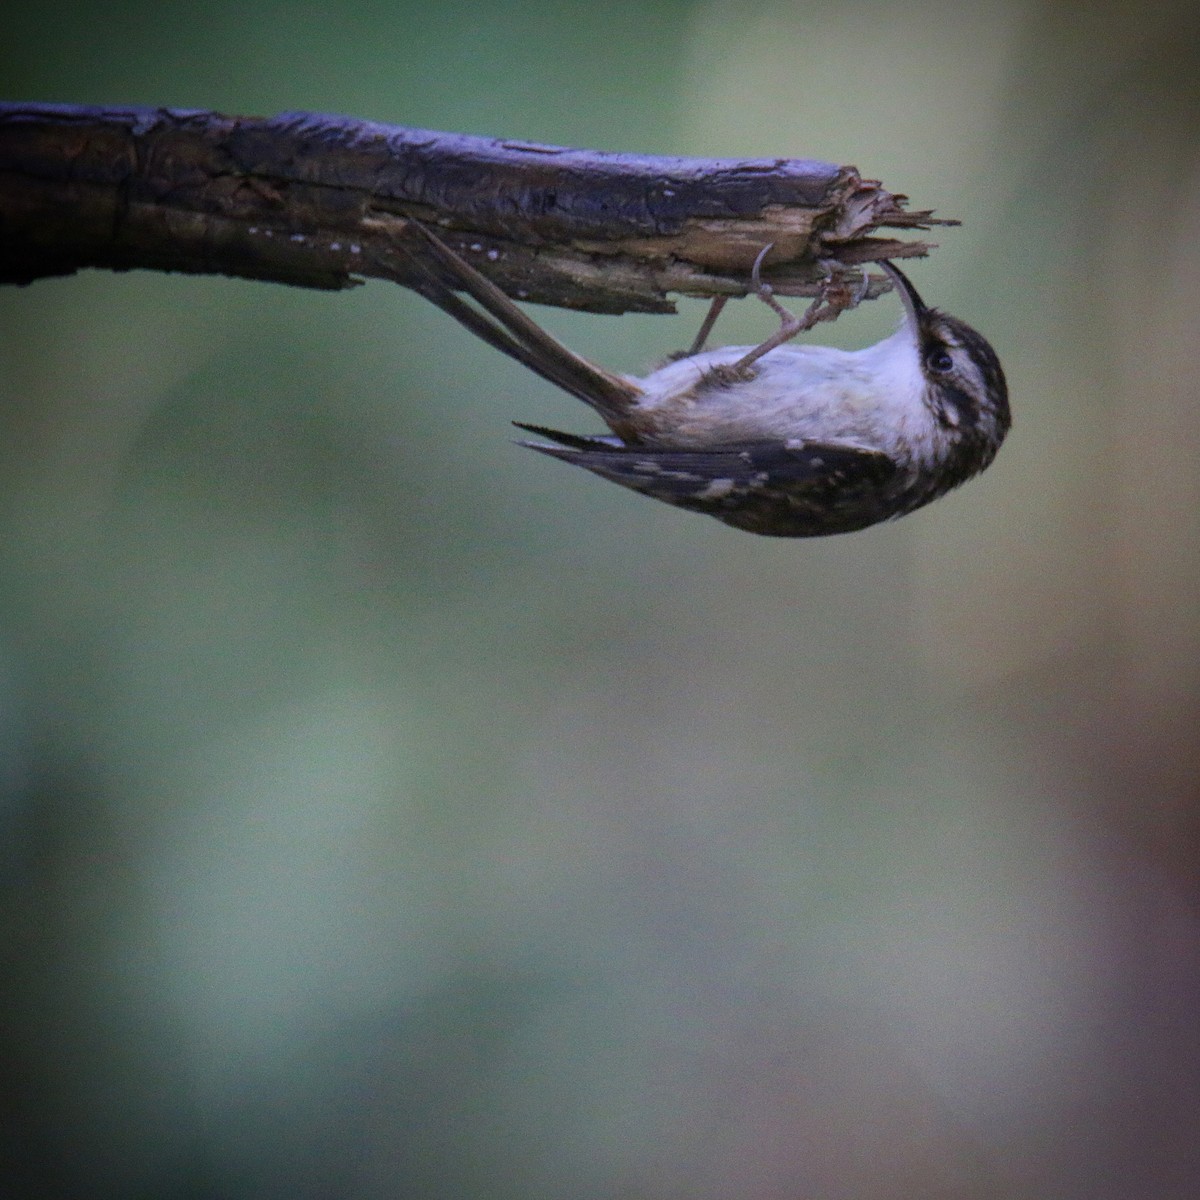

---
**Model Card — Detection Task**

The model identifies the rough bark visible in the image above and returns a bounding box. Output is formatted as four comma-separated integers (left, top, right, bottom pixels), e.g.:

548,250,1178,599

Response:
0,102,953,314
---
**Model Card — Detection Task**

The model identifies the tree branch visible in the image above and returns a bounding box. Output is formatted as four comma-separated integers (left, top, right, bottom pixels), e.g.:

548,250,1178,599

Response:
0,102,954,314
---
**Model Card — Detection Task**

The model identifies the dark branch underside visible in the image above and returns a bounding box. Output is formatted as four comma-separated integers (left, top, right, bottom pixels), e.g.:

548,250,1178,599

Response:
0,103,954,314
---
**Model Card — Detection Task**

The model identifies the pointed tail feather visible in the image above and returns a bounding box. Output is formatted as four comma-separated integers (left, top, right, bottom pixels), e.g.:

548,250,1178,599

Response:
398,223,642,420
511,421,627,451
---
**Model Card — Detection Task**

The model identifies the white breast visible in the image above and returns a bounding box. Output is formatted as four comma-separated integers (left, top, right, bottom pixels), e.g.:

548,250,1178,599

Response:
631,323,933,454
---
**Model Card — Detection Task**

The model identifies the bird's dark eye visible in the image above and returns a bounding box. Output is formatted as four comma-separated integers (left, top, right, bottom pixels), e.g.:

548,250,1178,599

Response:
927,349,954,374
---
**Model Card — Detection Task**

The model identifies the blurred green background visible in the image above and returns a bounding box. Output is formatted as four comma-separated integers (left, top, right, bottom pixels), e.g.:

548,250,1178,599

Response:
2,2,1198,1197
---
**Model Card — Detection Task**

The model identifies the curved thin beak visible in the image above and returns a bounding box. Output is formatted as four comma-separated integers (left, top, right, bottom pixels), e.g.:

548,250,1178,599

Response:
878,260,928,333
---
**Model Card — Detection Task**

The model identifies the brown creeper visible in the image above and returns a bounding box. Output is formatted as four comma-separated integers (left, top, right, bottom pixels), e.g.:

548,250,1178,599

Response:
401,224,1010,537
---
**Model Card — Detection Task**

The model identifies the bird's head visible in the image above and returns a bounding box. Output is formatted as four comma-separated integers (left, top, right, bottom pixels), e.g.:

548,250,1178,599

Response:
880,260,1010,445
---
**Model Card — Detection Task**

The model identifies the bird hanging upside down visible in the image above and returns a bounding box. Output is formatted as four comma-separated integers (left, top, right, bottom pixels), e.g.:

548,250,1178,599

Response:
399,223,1010,537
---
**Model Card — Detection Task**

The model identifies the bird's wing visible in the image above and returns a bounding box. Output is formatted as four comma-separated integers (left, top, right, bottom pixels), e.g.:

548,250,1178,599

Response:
515,430,899,537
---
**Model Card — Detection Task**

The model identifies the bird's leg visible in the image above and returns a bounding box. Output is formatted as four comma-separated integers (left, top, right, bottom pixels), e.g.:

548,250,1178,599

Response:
733,246,827,369
817,263,873,315
674,296,729,358
705,247,823,382
712,251,871,383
